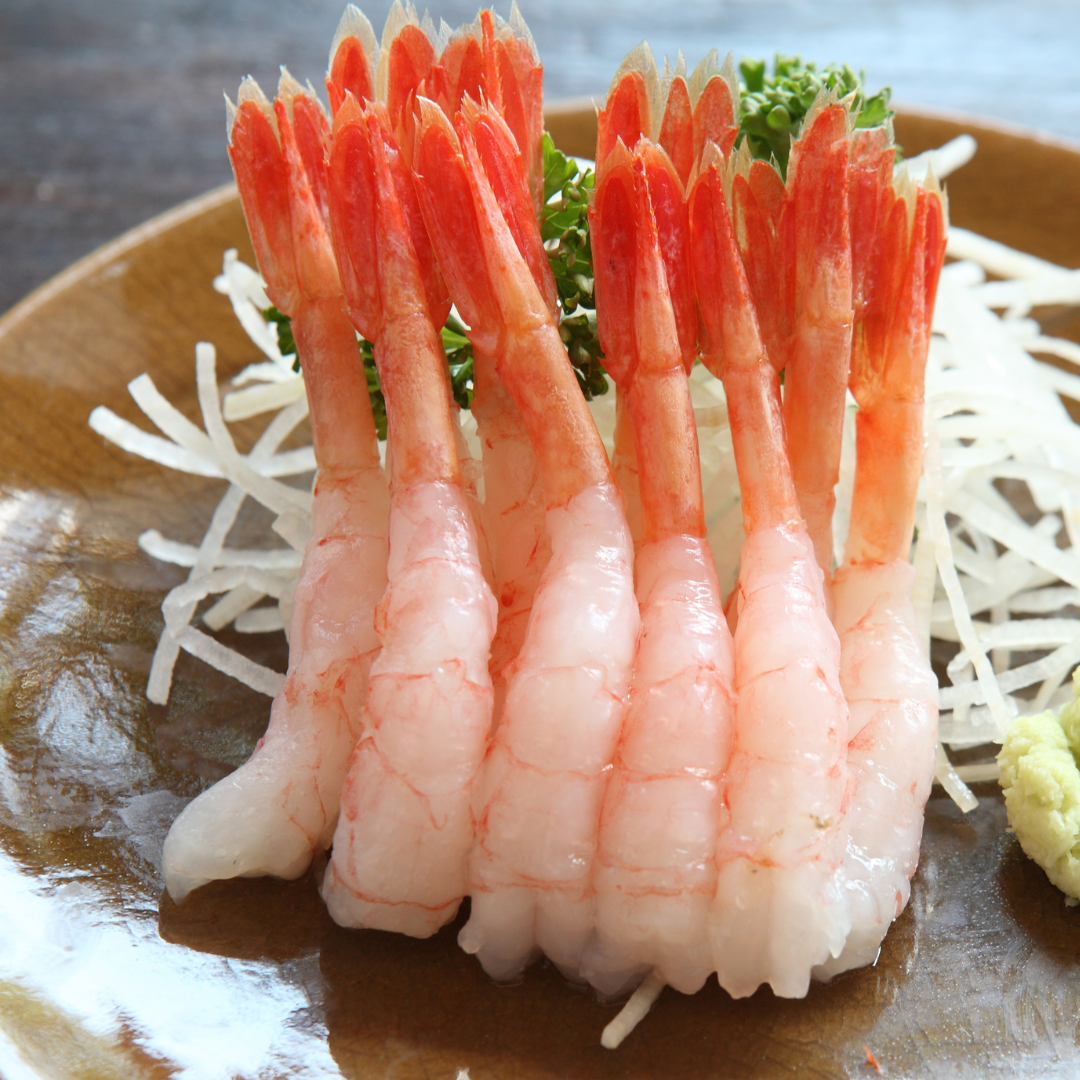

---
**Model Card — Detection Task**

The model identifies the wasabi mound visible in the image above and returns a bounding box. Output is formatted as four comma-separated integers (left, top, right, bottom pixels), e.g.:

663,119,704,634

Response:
999,668,1080,898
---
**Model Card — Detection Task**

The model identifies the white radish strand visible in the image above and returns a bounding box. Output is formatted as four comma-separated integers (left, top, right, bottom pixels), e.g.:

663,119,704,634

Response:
131,364,311,701
223,376,307,421
138,529,302,571
946,224,1065,280
214,247,288,362
903,134,977,185
600,970,666,1050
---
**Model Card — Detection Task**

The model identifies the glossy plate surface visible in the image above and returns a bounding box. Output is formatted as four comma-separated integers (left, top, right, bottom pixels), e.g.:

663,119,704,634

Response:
2,107,1080,1079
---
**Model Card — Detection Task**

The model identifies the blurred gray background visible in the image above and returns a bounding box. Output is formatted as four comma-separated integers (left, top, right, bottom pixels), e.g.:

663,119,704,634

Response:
2,0,1079,316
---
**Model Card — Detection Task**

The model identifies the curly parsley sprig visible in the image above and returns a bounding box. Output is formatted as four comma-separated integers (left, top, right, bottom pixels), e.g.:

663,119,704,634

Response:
738,55,894,179
540,133,607,400
357,318,474,441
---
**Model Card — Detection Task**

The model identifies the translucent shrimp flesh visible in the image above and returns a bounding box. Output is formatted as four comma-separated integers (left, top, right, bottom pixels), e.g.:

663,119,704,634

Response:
690,140,850,999
162,71,389,902
816,138,947,976
413,97,639,981
318,77,497,935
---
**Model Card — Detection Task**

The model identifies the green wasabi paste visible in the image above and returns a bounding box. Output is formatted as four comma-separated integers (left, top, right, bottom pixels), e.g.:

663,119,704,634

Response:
999,668,1080,898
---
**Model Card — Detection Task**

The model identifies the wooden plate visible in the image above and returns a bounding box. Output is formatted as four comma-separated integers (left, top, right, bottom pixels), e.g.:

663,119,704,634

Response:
1,106,1080,1079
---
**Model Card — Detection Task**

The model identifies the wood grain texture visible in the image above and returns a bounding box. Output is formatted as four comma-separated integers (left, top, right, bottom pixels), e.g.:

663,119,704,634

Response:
1,108,1080,1078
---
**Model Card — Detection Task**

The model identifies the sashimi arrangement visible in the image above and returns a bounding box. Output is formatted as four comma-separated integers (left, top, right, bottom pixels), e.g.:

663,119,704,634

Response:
87,0,1080,1047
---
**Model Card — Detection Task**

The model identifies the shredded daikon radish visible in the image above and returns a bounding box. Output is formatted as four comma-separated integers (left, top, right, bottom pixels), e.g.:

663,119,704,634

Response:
954,761,1001,784
94,332,313,701
136,530,303,571
235,607,286,634
902,134,977,185
946,225,1064,280
202,584,266,632
91,152,1080,817
601,970,666,1050
213,247,289,364
223,375,307,422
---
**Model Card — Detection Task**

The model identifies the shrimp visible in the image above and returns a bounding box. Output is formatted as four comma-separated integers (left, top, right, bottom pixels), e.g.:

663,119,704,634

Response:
595,46,737,548
689,134,850,999
733,96,854,586
162,68,389,902
425,5,552,696
412,97,639,981
583,132,735,998
815,136,947,977
335,2,551,695
317,60,498,934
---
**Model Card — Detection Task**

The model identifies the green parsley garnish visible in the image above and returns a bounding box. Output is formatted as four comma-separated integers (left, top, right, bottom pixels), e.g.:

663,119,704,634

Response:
357,316,474,441
358,338,388,440
540,133,607,400
738,55,894,179
264,306,297,362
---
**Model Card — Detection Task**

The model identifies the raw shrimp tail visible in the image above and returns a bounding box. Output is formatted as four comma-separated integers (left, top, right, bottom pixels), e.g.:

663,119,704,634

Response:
689,146,799,531
585,131,735,995
595,45,656,178
778,92,855,579
846,173,948,564
326,5,378,115
273,73,379,469
690,142,850,998
327,95,450,366
591,140,700,540
730,148,788,373
413,97,609,502
598,47,737,369
321,87,497,938
413,94,638,982
596,47,737,544
162,73,389,902
848,124,895,325
425,5,545,213
375,1,440,141
227,81,298,315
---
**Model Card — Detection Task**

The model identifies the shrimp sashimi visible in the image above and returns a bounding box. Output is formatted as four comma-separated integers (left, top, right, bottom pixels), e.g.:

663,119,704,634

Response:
594,46,737,548
816,138,947,977
471,349,551,692
427,7,552,693
162,71,389,902
318,72,496,936
584,132,735,998
690,134,850,999
328,2,551,702
734,97,853,583
413,98,639,981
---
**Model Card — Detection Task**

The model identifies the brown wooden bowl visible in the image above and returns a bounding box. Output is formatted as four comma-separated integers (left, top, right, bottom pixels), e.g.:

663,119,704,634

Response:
1,105,1079,1079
